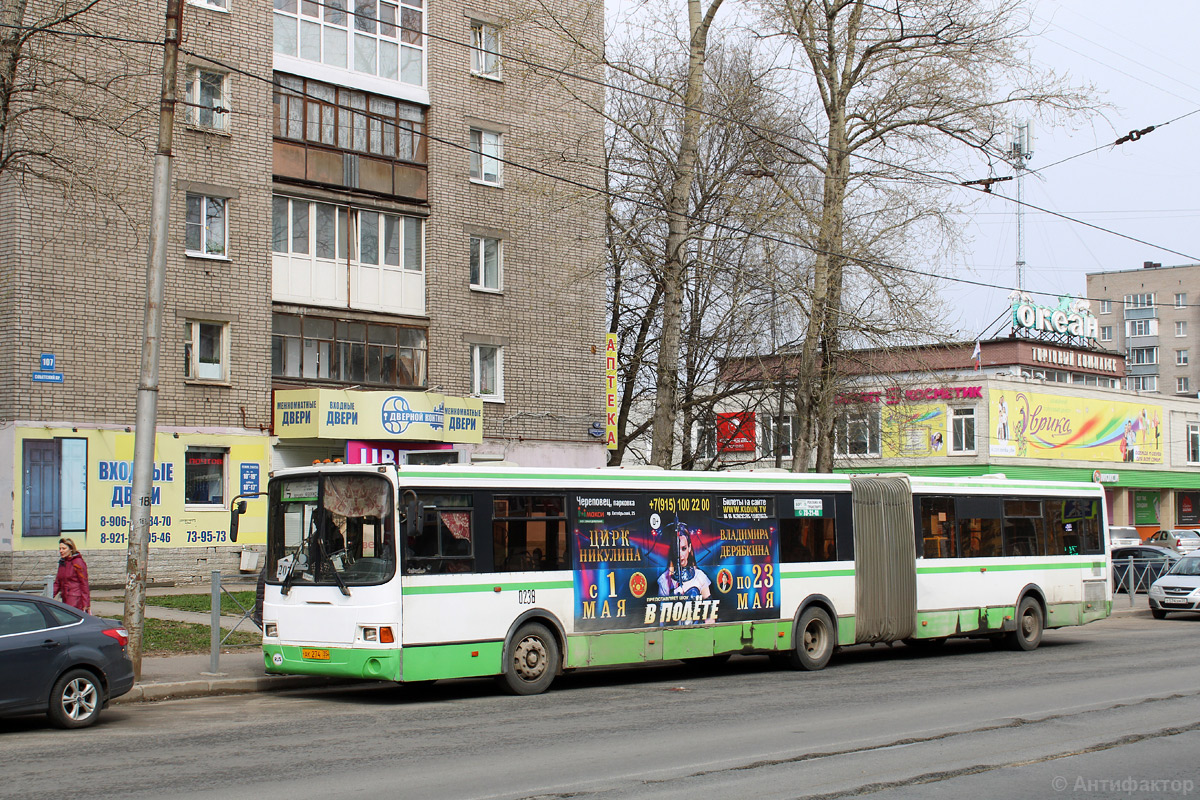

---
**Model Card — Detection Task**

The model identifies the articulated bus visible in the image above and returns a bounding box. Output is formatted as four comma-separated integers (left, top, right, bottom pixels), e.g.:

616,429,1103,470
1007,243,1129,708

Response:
231,465,1111,695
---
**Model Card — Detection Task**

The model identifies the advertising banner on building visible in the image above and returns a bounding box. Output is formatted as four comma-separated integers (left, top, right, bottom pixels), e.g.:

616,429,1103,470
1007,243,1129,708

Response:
273,389,484,444
989,390,1163,464
14,427,269,550
1179,492,1200,527
1133,491,1160,526
572,493,779,631
716,412,756,453
881,403,947,458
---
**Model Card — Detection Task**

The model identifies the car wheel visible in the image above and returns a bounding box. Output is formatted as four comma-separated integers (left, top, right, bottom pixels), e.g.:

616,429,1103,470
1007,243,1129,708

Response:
48,668,103,729
1151,609,1168,620
1006,596,1044,652
497,623,559,696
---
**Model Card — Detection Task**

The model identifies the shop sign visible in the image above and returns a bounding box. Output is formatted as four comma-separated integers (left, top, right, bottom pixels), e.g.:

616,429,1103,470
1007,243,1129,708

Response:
605,334,618,450
837,386,982,405
716,412,755,452
1091,471,1120,484
1179,492,1200,527
1012,297,1098,340
274,389,484,444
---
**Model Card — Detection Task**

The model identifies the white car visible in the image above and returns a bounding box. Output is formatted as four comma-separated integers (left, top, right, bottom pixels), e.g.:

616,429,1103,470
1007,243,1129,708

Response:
1148,553,1200,618
1145,529,1200,554
1107,526,1141,547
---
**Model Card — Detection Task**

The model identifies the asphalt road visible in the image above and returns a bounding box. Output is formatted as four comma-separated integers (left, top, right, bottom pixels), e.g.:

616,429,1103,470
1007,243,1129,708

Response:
6,610,1199,800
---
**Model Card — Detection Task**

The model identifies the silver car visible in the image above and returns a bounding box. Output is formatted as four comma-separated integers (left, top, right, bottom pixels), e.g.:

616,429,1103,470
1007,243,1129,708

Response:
1144,529,1200,554
1148,554,1200,618
1107,526,1141,547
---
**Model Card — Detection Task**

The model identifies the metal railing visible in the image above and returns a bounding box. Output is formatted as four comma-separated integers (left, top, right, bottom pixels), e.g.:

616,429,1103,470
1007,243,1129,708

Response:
207,570,263,674
1115,556,1175,605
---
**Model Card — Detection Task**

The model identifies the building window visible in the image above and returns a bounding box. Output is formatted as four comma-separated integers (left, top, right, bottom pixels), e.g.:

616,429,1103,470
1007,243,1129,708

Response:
471,20,501,77
760,413,797,459
185,194,227,257
1127,319,1155,337
272,0,425,86
1188,423,1200,464
950,407,976,454
1124,293,1155,309
1177,320,1187,337
272,312,427,388
469,128,502,185
471,344,503,401
184,321,228,382
184,448,226,507
184,67,229,131
1128,346,1158,365
189,0,227,9
1126,375,1157,392
1178,350,1189,366
1100,326,1113,342
469,236,502,291
1178,377,1191,394
273,74,427,164
1099,300,1111,314
1176,293,1187,308
272,195,424,316
21,438,87,536
834,408,880,457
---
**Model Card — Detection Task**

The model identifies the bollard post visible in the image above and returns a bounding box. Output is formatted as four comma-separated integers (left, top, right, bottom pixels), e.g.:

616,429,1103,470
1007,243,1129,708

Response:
43,574,55,599
210,570,221,674
1126,556,1134,607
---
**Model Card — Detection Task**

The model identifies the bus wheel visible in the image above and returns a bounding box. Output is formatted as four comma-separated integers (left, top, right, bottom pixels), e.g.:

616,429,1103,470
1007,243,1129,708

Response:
1007,596,1044,651
499,623,559,696
789,607,835,671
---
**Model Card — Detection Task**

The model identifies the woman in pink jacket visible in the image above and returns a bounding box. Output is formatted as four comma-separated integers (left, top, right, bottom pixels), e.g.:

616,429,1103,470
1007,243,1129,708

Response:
54,537,90,612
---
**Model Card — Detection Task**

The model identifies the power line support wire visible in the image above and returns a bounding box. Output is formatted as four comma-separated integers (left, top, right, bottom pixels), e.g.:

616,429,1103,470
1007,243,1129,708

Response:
125,0,183,681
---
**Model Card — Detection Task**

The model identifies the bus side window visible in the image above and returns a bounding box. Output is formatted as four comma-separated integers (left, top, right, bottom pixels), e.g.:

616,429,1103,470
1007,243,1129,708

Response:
954,496,1003,558
1002,498,1044,556
493,495,568,572
780,517,837,562
918,496,956,558
405,494,474,574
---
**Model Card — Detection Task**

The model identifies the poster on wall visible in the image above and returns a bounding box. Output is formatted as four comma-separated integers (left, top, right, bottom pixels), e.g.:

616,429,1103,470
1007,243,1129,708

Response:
16,427,269,550
1179,492,1200,527
881,403,947,458
1133,491,1160,526
989,390,1163,464
572,494,779,631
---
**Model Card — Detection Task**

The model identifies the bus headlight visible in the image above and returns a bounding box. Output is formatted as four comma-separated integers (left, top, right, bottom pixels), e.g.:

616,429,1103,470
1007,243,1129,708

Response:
264,623,278,638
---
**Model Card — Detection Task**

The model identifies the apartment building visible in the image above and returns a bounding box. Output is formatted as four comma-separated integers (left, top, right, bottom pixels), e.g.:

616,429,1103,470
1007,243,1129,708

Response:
0,0,606,584
1086,262,1200,398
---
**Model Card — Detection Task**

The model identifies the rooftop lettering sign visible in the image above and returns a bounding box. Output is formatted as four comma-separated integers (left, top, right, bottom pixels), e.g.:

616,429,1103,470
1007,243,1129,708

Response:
1012,295,1098,341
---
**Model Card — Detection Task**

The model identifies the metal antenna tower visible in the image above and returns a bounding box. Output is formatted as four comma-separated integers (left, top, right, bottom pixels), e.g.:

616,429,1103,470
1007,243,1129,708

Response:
1009,121,1033,292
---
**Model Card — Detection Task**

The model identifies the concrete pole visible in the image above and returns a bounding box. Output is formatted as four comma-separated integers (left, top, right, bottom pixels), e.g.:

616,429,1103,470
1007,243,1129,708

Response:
124,0,184,680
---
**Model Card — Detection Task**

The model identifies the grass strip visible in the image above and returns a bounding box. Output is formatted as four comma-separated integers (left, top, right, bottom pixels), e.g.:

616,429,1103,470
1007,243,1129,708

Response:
144,591,257,617
106,616,260,655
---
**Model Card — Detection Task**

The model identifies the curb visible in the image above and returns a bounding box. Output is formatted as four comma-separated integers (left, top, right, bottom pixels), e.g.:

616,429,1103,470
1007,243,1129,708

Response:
111,675,357,705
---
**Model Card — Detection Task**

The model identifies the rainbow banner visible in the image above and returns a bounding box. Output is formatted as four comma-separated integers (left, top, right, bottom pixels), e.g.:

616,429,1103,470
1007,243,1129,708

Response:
990,390,1163,464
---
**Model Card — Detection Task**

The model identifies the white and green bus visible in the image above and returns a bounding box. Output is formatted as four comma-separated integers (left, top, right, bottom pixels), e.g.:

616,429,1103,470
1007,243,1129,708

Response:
231,464,1111,695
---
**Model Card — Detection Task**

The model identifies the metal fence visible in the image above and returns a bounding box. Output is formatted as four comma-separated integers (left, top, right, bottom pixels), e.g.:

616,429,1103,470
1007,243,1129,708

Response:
1114,556,1175,604
207,570,263,674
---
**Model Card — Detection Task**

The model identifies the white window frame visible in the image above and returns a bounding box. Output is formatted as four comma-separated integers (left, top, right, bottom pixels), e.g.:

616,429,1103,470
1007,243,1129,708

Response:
760,413,797,459
185,194,228,258
184,320,229,383
834,407,880,457
272,0,426,87
1176,320,1188,337
470,20,502,78
184,447,228,509
1126,375,1157,392
1177,377,1191,394
950,407,976,454
1178,349,1189,366
1188,423,1200,465
470,344,504,402
1099,299,1112,314
1100,326,1113,342
469,235,502,291
469,128,503,185
1124,293,1156,309
1176,293,1187,308
1127,319,1155,338
1128,346,1158,366
185,67,230,131
188,0,228,10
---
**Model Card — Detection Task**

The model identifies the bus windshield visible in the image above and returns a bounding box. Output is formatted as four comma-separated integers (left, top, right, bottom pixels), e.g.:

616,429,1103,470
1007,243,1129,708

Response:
267,473,396,590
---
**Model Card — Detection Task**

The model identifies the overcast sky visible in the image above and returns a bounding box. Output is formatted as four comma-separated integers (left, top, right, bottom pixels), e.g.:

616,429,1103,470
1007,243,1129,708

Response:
931,0,1200,339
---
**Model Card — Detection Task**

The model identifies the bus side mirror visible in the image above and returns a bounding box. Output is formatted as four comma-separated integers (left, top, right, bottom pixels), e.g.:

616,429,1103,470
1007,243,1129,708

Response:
230,499,247,543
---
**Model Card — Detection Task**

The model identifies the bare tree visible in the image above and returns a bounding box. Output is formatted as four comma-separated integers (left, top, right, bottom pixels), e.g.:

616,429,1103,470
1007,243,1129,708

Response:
749,0,1097,471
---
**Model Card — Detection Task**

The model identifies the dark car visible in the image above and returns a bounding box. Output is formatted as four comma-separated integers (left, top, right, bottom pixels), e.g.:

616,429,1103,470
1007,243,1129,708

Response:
1111,545,1180,593
0,592,135,728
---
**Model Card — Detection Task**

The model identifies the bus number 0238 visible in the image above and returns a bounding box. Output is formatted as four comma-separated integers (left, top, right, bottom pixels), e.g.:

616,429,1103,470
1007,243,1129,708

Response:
518,590,536,604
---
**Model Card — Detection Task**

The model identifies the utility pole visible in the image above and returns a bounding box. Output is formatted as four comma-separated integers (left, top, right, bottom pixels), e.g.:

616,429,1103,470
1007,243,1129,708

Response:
125,0,184,679
1010,121,1033,292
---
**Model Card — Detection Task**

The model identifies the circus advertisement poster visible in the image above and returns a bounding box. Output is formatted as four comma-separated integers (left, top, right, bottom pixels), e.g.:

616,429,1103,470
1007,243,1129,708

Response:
571,494,779,632
881,403,947,458
989,390,1163,464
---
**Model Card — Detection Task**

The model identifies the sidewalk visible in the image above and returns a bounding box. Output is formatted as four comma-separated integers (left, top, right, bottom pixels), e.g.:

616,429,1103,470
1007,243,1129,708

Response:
93,585,359,705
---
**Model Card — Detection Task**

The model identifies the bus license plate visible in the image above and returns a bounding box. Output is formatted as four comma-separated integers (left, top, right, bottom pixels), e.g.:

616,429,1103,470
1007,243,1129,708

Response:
302,648,330,660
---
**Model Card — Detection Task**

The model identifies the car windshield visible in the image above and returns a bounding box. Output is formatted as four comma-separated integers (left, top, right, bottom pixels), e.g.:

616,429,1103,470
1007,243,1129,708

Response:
1167,557,1200,577
267,473,396,589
